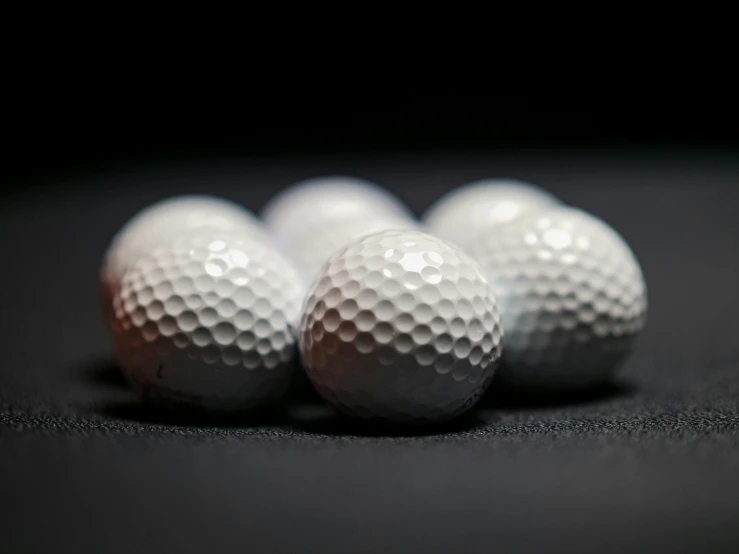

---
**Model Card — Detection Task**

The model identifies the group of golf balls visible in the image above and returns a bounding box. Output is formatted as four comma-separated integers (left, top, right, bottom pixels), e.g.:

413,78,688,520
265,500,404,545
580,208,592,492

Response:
101,177,648,423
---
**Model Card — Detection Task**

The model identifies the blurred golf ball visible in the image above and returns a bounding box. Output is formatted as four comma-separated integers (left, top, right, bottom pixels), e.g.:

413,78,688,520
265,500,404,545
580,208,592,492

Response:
261,176,414,241
261,176,418,284
469,205,647,390
423,179,559,252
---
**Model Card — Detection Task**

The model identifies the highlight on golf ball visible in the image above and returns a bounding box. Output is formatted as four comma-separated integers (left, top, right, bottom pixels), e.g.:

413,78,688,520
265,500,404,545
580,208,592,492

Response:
101,195,269,327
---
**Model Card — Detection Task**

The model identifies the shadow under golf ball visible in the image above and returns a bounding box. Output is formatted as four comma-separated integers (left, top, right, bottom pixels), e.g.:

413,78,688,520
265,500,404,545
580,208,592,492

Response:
285,402,488,438
78,358,129,389
96,398,291,428
478,379,637,410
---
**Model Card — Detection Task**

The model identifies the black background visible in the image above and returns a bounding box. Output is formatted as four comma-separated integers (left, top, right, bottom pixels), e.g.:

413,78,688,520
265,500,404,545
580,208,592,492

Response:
2,95,739,553
6,94,739,185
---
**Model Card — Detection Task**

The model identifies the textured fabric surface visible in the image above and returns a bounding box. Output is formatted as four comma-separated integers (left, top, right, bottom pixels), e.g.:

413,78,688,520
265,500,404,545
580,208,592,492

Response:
2,151,738,553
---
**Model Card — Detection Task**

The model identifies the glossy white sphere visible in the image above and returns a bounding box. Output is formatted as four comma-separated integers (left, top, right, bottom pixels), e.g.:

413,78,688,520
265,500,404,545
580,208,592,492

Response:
469,206,648,390
261,176,414,241
111,230,303,411
423,179,559,252
261,176,417,284
300,228,503,423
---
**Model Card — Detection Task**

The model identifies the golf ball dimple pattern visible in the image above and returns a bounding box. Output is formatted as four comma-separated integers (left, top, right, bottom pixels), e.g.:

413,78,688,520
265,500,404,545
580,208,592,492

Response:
111,230,303,411
300,229,503,423
469,206,647,389
285,215,421,285
101,195,269,325
423,179,560,252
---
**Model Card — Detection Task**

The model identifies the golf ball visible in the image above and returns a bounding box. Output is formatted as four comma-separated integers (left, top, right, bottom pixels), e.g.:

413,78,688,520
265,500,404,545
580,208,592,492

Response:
111,230,303,411
469,206,648,390
260,176,418,284
261,176,414,244
101,195,267,325
300,228,503,423
423,179,559,252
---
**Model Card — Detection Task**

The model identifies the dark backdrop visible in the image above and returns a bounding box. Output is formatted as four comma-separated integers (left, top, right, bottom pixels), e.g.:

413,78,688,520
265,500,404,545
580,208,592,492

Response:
2,95,739,554
5,94,739,185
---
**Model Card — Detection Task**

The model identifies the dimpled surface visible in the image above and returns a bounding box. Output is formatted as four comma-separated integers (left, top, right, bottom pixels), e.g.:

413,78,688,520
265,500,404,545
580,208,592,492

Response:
260,176,415,245
285,215,422,286
101,195,268,324
300,229,503,423
260,176,418,285
469,206,648,390
423,179,560,252
111,230,303,411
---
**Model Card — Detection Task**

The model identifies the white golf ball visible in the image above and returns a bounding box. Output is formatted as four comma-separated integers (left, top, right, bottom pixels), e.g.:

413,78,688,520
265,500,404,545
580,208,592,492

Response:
469,206,648,390
101,195,268,324
300,228,503,423
423,179,560,252
111,230,303,411
261,176,418,284
261,176,414,243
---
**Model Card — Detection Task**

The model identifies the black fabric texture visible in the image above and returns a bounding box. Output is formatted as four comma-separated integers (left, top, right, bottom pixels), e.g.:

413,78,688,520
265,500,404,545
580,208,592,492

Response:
1,151,738,554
